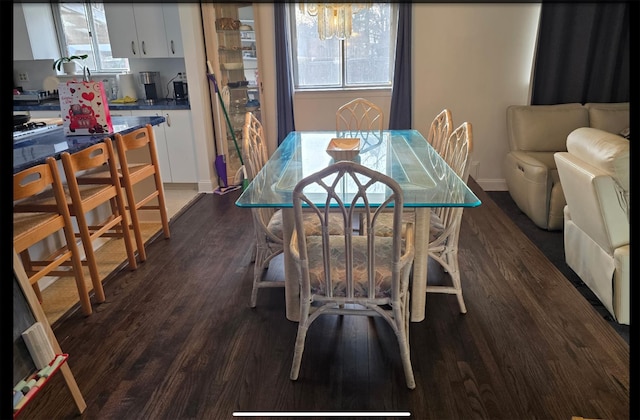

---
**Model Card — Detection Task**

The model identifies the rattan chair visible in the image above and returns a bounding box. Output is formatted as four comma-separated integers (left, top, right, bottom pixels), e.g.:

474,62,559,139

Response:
76,124,171,262
289,160,416,389
375,122,474,314
336,98,384,140
242,112,344,307
13,157,93,315
427,109,454,158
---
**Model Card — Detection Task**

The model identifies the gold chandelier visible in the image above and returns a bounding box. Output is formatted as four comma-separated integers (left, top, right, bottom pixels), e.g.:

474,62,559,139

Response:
299,3,371,40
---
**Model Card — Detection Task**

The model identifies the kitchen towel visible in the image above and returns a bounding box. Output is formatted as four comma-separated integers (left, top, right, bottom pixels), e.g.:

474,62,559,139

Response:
117,73,137,100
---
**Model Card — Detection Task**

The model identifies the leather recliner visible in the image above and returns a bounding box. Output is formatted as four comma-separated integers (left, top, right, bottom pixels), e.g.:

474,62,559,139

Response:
554,127,629,324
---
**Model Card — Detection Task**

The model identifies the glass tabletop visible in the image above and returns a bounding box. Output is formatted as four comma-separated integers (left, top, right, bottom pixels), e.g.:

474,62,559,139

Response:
236,130,481,208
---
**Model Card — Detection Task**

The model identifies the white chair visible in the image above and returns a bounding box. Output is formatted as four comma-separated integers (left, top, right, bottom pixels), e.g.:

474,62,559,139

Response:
336,98,384,140
242,112,284,307
426,122,473,313
427,108,453,158
242,112,344,307
289,160,416,389
375,122,474,314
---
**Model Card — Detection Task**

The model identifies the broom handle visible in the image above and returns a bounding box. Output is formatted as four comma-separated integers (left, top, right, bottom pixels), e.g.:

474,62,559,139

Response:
208,72,245,166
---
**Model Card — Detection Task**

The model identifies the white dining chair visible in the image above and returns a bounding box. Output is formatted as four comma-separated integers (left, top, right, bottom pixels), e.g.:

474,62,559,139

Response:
289,160,416,389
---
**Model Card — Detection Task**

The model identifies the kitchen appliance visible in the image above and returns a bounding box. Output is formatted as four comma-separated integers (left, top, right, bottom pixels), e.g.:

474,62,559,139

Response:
139,71,160,104
173,80,188,102
13,90,59,105
13,118,63,142
117,73,138,100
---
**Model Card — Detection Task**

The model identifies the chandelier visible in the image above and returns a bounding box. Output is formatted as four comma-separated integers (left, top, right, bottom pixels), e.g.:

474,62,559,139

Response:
299,3,370,40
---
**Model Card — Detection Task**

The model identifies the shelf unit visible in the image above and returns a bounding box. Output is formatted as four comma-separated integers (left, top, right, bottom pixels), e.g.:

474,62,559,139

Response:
209,4,263,186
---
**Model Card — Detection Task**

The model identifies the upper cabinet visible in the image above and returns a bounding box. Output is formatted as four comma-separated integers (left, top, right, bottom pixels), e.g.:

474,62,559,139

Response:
104,3,184,59
13,3,60,61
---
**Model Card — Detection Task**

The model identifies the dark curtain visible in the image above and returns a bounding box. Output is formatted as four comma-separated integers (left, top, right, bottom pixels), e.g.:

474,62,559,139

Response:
388,3,412,129
274,3,296,145
531,2,629,105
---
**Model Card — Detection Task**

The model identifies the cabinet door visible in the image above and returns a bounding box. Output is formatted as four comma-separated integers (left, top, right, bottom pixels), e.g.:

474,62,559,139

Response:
132,4,170,58
13,4,60,61
104,3,140,59
163,110,197,183
162,4,184,57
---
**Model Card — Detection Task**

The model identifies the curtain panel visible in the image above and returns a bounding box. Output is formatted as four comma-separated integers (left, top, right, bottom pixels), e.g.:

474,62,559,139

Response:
531,2,630,105
389,3,412,129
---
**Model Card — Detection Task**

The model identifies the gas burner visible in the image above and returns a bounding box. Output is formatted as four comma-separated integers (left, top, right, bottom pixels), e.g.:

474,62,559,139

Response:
15,122,47,132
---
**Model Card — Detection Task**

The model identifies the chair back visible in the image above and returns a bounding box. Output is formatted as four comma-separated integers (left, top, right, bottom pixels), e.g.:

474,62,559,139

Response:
431,122,473,248
336,98,384,140
242,112,269,179
428,109,453,157
291,160,409,301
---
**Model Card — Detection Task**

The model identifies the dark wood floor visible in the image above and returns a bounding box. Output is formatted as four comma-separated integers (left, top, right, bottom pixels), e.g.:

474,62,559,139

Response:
18,178,631,419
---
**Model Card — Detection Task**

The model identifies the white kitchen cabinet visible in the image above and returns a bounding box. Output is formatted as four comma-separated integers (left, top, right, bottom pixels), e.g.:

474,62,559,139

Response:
163,4,184,57
27,110,62,119
130,110,197,183
104,3,183,59
13,3,60,61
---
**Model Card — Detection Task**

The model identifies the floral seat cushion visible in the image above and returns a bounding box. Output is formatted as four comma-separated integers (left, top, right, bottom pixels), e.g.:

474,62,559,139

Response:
267,210,345,240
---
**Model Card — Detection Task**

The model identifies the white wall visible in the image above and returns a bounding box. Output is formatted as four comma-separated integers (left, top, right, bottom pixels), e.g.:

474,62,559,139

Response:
411,4,541,190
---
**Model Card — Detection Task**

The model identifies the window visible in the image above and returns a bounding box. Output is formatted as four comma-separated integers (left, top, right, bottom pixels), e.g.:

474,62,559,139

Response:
52,3,129,73
289,3,397,90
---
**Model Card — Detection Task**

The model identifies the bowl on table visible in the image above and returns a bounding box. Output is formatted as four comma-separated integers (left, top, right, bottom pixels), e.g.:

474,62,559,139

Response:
326,138,360,161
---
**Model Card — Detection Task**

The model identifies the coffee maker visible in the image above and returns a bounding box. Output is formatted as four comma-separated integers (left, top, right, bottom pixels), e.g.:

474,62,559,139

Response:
139,71,160,104
173,80,188,102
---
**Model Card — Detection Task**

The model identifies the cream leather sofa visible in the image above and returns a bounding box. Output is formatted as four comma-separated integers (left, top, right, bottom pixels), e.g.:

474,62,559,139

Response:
554,128,629,324
504,102,629,230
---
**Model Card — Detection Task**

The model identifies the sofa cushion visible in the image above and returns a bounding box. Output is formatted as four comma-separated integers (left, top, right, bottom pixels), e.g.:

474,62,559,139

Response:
585,102,630,134
507,103,588,152
567,127,629,193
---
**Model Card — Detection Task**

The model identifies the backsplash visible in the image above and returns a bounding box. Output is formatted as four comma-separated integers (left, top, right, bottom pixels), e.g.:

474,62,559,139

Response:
13,57,187,101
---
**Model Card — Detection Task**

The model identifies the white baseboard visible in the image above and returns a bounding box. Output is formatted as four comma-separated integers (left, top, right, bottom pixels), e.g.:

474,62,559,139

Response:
475,178,508,191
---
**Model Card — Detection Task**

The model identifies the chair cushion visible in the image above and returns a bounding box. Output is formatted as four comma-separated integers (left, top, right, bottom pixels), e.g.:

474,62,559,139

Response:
374,211,443,239
585,102,629,135
267,210,345,238
305,235,396,298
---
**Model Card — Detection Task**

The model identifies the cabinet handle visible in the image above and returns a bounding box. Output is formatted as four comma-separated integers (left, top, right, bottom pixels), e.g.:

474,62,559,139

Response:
170,40,175,55
142,41,146,55
165,113,171,127
131,41,137,55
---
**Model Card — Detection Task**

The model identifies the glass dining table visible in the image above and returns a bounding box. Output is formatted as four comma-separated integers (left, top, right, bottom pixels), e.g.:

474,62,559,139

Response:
236,129,481,322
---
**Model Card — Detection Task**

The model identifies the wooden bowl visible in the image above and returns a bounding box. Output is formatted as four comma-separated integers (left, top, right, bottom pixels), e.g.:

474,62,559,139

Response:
326,138,360,161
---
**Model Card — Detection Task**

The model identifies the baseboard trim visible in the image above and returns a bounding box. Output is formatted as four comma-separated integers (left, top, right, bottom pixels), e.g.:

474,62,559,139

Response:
475,177,508,191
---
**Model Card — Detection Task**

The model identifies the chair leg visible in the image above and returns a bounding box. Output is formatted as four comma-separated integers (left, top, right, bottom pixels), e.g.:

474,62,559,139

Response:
448,253,467,314
124,186,147,263
250,248,266,308
290,323,309,381
153,172,171,239
73,211,106,303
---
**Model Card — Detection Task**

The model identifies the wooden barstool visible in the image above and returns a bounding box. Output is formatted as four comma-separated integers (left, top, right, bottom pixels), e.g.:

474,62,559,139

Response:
60,140,138,303
13,157,93,316
75,124,170,261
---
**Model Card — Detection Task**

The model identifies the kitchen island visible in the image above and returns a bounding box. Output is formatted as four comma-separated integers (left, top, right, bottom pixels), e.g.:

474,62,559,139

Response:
13,115,165,174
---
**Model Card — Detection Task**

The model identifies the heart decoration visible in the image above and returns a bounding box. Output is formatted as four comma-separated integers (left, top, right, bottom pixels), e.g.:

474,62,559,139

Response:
96,102,101,106
82,92,95,101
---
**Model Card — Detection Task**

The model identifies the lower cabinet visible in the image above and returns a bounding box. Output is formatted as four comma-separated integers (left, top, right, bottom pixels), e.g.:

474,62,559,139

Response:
130,110,197,183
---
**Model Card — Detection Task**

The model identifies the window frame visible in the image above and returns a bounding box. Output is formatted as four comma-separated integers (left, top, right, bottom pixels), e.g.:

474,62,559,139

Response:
51,2,129,74
288,3,398,91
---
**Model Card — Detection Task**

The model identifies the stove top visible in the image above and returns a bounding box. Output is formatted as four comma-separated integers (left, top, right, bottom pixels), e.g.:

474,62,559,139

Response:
13,89,59,104
13,121,63,141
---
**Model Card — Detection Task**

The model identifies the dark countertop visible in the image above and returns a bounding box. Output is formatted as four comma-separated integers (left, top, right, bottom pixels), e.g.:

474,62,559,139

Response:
14,98,190,112
13,115,166,174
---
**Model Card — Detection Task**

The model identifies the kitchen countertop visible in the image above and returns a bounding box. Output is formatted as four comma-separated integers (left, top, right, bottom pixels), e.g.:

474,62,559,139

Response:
14,98,190,112
13,115,166,174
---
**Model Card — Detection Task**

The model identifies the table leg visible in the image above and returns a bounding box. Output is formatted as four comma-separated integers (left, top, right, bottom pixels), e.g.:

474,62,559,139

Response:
410,207,429,322
281,208,300,322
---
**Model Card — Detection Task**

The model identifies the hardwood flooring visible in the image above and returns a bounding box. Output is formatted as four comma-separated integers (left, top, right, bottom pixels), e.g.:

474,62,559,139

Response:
18,178,631,419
